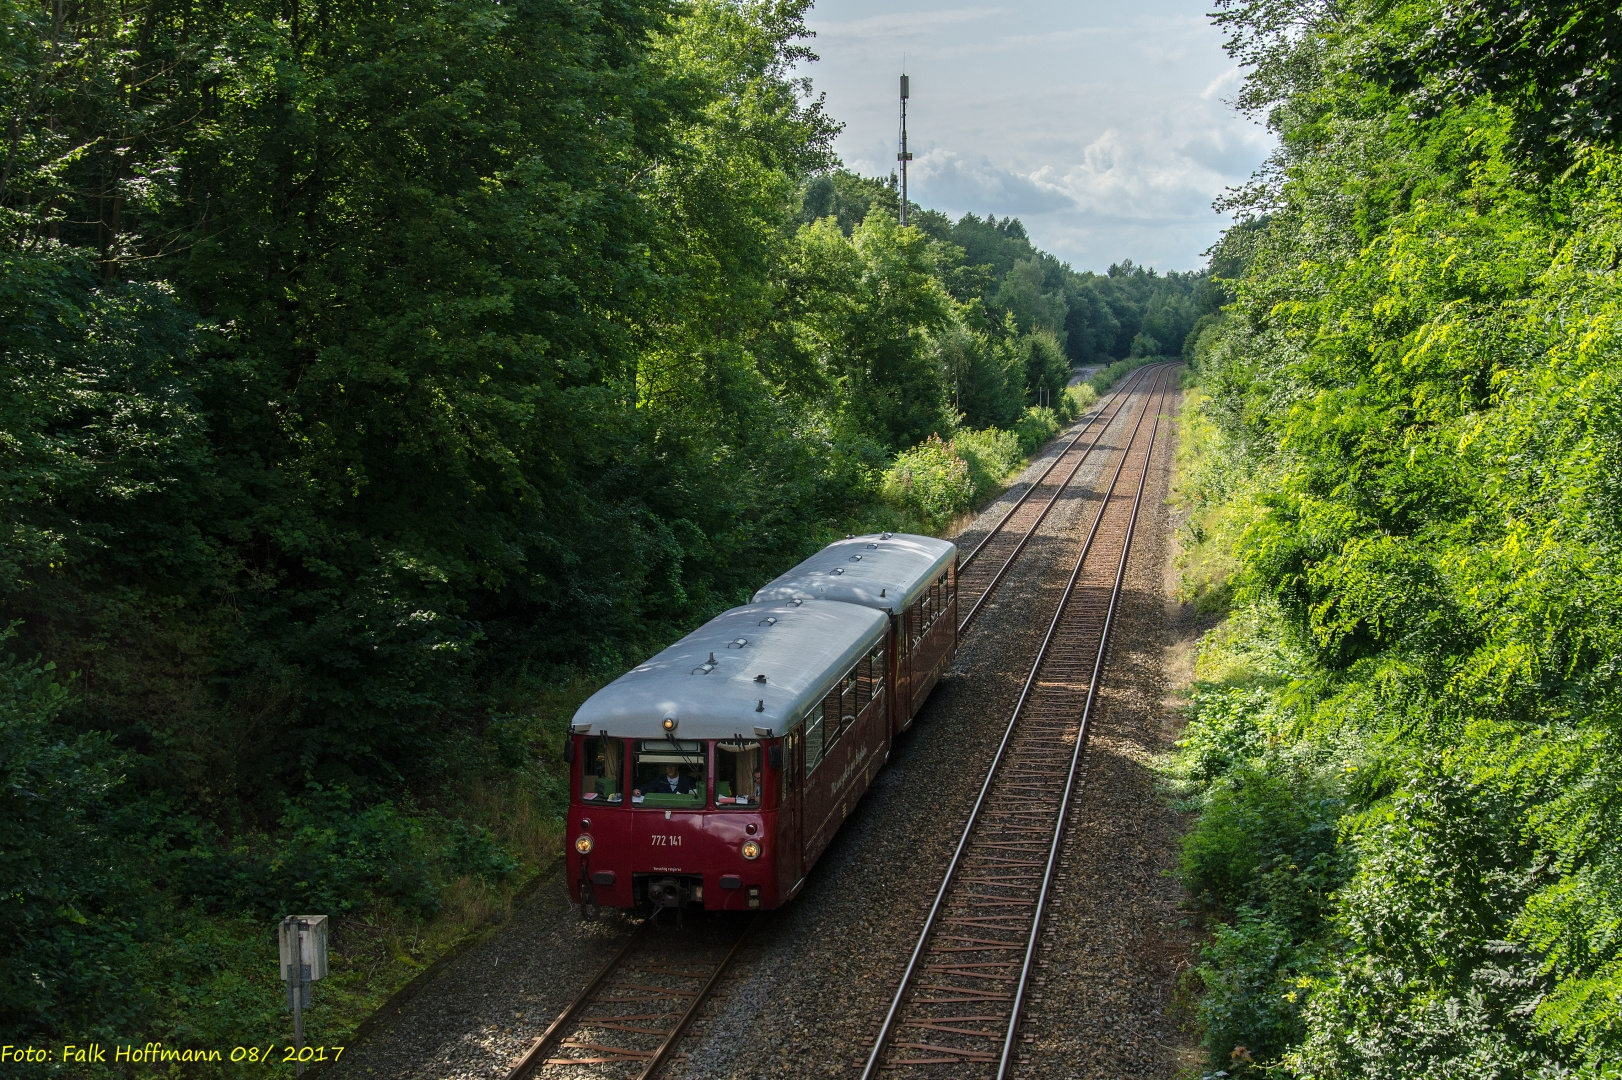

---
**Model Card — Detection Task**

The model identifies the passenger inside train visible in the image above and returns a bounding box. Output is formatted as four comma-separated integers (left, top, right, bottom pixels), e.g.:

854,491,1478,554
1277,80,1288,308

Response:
631,740,706,806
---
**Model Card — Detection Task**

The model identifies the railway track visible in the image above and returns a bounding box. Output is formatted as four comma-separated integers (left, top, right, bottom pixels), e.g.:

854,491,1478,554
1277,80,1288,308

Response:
954,363,1168,632
504,914,754,1080
500,366,1173,1080
859,364,1176,1079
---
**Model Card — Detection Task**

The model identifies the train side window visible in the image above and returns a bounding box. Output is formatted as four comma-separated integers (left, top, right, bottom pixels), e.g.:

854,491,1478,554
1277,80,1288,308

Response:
857,643,884,706
804,706,824,777
716,740,763,808
631,740,706,807
838,669,859,728
581,737,624,804
822,683,845,745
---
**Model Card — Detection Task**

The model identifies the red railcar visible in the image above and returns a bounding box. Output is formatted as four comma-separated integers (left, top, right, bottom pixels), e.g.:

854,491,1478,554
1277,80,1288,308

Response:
564,534,957,914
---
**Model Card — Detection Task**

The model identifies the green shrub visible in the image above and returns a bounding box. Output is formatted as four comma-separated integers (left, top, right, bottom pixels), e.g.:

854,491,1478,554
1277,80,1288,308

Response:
166,787,521,930
1196,910,1310,1073
1012,405,1060,454
881,436,974,526
950,427,1023,502
1177,759,1347,1074
1062,381,1096,418
1178,761,1345,924
1167,686,1274,794
1088,355,1158,395
0,634,148,1044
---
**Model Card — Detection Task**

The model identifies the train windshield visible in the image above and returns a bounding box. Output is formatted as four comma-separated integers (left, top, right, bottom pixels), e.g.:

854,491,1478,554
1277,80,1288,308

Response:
631,740,706,808
715,741,763,808
580,737,624,804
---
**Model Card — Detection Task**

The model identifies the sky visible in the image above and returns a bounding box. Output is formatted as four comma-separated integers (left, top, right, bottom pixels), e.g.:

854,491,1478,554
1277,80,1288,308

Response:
796,0,1274,274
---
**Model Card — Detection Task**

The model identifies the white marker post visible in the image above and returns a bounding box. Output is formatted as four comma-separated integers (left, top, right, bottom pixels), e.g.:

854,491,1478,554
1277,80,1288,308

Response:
278,916,329,1075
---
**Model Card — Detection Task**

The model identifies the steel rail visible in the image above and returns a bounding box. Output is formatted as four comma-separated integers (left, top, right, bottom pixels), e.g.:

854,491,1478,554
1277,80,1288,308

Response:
956,362,1156,574
502,914,754,1080
632,914,756,1080
993,368,1171,1079
858,365,1175,1079
504,920,651,1080
954,363,1165,634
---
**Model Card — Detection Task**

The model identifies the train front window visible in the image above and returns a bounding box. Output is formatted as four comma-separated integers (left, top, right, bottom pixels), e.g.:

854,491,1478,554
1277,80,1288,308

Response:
581,737,624,804
716,741,763,807
631,740,706,807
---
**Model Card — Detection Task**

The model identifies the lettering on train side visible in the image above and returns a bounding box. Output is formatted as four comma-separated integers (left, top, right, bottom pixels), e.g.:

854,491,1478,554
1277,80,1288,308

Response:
829,743,870,797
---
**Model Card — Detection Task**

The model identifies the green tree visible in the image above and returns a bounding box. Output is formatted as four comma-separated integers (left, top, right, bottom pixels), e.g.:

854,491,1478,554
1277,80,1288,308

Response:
786,212,953,447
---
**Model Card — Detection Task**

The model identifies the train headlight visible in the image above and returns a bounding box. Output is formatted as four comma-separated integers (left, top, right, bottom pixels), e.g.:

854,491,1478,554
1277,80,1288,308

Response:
741,839,761,860
575,834,594,855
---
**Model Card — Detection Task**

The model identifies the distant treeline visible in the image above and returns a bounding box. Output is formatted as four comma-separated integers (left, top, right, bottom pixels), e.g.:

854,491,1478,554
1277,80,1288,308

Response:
0,0,1202,1057
802,169,1210,365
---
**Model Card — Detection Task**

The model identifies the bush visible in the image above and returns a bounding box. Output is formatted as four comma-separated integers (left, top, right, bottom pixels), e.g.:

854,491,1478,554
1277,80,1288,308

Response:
170,786,519,922
1063,381,1097,417
950,427,1023,502
1179,761,1344,924
881,436,974,526
939,325,1026,429
1088,355,1158,395
0,634,148,1044
1012,405,1060,454
1196,910,1310,1073
1177,758,1347,1074
1021,330,1070,411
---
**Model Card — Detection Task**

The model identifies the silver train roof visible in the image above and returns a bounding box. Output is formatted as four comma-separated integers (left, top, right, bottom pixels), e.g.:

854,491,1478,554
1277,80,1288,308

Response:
570,600,888,740
751,533,957,615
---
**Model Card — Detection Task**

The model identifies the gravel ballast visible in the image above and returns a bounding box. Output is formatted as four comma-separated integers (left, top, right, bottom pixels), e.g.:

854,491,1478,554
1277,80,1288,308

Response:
332,376,1197,1079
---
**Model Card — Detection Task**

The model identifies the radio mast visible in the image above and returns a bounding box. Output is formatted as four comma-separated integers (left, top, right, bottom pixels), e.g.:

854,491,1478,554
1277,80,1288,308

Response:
898,73,912,226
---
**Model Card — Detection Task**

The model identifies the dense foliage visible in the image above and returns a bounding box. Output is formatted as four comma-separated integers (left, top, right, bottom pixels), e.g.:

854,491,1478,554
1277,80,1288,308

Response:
1174,1,1622,1076
0,0,1205,1060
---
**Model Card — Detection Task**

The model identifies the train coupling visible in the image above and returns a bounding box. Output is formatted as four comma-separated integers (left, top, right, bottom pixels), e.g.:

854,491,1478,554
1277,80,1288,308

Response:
638,874,703,909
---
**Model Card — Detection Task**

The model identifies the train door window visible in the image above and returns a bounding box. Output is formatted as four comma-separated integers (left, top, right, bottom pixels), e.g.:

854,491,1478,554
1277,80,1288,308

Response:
804,705,825,777
581,737,624,804
716,741,763,807
782,728,801,795
631,740,706,808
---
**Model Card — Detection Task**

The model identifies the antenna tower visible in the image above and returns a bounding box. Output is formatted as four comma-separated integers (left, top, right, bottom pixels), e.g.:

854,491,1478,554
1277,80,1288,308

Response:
898,73,912,226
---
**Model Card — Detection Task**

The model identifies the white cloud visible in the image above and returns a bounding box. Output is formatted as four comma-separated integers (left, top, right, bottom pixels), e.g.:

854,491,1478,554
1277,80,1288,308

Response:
1201,66,1243,101
799,0,1275,271
910,150,1075,215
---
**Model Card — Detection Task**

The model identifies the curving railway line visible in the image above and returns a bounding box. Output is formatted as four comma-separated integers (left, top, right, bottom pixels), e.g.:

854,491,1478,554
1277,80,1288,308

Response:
859,363,1175,1078
500,364,1175,1080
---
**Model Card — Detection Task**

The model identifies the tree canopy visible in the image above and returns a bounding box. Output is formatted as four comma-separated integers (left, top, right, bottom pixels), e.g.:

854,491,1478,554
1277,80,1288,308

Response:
1175,1,1622,1075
